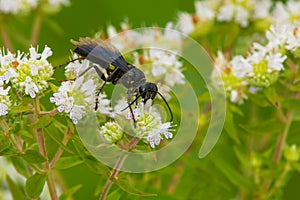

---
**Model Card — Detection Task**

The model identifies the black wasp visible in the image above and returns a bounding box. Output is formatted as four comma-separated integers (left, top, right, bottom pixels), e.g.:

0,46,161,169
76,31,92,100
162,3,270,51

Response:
70,38,173,126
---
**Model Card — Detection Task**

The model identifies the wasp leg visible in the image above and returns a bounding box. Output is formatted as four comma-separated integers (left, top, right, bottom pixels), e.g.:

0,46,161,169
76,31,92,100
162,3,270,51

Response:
127,91,137,128
94,80,107,110
54,57,85,69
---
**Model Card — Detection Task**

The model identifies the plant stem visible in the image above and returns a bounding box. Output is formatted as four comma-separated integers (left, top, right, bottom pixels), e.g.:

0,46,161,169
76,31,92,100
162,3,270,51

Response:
261,110,294,197
37,128,47,158
49,126,71,169
167,161,184,194
273,110,294,164
47,172,58,200
34,97,58,200
0,24,13,51
266,163,291,198
39,109,58,116
99,137,139,200
30,14,42,46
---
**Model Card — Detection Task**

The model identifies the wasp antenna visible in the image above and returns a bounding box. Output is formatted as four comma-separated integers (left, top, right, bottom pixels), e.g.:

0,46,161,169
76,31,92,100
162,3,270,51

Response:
53,57,84,69
120,94,142,112
156,92,173,122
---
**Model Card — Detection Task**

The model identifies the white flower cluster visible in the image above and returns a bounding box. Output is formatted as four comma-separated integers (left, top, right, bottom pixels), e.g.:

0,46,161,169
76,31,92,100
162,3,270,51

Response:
104,101,173,148
132,48,185,100
177,0,300,35
0,0,38,14
51,56,113,124
0,0,70,14
106,22,182,52
211,22,300,104
0,46,53,115
130,103,173,148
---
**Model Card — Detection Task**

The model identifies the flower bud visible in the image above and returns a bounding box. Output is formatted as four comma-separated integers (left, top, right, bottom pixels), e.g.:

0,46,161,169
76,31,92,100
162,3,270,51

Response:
284,144,299,162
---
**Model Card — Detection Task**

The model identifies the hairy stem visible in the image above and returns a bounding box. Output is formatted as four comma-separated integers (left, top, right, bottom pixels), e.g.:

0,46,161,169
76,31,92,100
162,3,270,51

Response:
49,126,71,169
99,137,139,200
34,97,58,200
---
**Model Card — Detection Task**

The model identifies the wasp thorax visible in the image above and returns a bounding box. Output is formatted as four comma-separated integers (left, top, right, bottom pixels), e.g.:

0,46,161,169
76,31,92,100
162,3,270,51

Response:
139,82,158,103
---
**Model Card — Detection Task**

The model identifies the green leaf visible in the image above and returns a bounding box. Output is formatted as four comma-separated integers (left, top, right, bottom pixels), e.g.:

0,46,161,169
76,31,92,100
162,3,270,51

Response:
11,157,29,178
281,99,300,110
116,177,157,197
22,149,47,164
239,118,283,135
106,189,122,200
264,87,280,108
48,82,59,92
44,125,74,154
212,156,254,190
0,137,17,156
248,92,270,107
30,115,52,128
59,184,82,200
83,156,110,175
6,174,27,200
55,156,83,170
25,173,46,199
224,111,240,144
10,106,33,114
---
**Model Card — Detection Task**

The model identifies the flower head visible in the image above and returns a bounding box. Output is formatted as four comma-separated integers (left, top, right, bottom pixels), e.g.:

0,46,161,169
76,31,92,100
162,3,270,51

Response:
99,121,124,143
50,76,112,124
124,102,174,148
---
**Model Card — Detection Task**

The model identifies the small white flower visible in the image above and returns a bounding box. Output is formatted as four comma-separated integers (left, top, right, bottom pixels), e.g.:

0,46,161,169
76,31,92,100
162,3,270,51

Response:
70,105,84,124
247,43,267,64
29,46,40,60
235,6,249,27
58,81,74,93
107,25,118,38
253,0,272,19
230,55,252,78
195,1,215,21
177,13,194,35
0,0,22,14
218,4,235,23
65,57,90,78
0,103,9,116
286,26,300,51
0,86,10,95
147,122,173,148
230,89,247,105
3,68,18,84
41,46,53,61
48,0,70,7
266,53,287,71
24,76,38,98
30,64,38,76
266,25,290,50
164,68,185,87
272,0,300,24
0,50,15,67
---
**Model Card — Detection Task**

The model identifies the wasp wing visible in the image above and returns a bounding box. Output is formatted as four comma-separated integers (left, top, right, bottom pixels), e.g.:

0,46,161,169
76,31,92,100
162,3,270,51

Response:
71,38,130,72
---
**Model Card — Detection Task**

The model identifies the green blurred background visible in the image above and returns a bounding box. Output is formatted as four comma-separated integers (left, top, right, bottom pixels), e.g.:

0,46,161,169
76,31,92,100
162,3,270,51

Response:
3,0,300,199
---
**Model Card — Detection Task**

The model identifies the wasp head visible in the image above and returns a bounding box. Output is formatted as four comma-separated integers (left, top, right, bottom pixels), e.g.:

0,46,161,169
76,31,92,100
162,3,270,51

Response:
139,82,158,104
